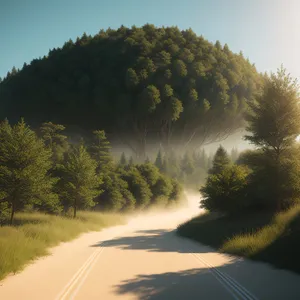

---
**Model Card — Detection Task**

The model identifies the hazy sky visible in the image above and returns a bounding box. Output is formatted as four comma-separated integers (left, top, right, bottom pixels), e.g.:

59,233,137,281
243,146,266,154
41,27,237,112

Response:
1,0,299,80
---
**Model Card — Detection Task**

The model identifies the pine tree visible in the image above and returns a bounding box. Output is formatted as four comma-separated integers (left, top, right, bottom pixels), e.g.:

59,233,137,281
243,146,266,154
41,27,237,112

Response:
119,152,127,166
89,130,114,174
58,144,101,218
245,67,300,210
209,145,231,175
166,150,180,178
0,119,59,224
181,151,195,176
40,122,69,163
155,150,164,171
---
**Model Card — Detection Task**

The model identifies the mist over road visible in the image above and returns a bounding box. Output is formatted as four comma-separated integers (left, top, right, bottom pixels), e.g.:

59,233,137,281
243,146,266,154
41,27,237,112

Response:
1,192,300,299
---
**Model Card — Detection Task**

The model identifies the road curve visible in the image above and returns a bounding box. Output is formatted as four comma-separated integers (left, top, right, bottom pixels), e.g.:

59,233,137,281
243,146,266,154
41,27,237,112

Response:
1,194,300,299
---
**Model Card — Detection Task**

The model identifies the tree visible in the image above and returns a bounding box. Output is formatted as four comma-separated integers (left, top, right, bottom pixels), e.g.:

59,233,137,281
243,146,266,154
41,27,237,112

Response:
0,119,59,224
39,122,69,163
245,67,300,156
120,167,152,209
245,67,300,210
0,25,261,158
137,163,160,187
181,152,195,176
209,145,231,175
89,130,114,174
58,144,101,218
200,165,250,213
96,173,135,211
119,152,127,166
155,150,164,171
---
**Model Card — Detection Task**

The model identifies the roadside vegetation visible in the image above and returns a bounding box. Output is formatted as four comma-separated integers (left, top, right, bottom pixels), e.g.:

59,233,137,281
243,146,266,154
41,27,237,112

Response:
178,68,300,274
0,118,184,281
0,211,125,281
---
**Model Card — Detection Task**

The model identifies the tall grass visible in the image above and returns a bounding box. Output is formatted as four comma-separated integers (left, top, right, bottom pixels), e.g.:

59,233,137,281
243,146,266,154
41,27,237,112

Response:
221,205,300,256
0,211,126,281
178,204,300,273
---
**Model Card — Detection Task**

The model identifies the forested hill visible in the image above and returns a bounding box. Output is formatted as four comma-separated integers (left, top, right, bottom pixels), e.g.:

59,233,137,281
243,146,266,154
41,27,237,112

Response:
0,24,261,158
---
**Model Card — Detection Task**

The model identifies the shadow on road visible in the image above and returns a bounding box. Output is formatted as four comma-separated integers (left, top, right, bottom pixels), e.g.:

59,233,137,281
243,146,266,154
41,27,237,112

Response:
90,229,211,254
113,265,240,300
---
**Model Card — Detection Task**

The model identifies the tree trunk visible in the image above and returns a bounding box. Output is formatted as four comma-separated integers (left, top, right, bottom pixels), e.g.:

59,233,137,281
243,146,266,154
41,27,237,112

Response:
10,203,15,226
73,196,77,218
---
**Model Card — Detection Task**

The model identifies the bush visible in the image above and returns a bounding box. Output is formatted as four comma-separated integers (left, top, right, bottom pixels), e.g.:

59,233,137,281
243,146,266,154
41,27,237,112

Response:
245,149,300,211
120,167,152,209
200,164,250,213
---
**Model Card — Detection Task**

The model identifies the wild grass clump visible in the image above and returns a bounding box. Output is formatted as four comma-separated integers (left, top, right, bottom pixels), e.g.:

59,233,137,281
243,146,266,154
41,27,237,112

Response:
0,211,126,281
221,205,300,256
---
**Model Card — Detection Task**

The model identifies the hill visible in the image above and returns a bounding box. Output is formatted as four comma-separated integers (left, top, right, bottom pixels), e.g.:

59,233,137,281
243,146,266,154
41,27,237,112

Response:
0,25,261,158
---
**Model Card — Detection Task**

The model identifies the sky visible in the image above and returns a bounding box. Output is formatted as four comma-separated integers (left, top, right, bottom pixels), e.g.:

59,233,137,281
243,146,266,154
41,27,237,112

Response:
1,0,300,80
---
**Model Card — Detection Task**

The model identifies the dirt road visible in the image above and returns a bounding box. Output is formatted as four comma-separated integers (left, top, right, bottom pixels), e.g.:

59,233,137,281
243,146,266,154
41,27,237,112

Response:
1,193,300,299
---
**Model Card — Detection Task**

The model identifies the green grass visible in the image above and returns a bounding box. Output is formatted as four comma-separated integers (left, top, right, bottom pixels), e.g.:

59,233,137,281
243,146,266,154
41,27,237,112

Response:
0,211,126,281
177,205,300,274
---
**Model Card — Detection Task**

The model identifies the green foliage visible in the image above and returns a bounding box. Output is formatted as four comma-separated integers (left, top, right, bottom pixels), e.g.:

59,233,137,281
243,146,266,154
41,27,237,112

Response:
152,175,173,200
120,167,152,209
137,163,160,187
89,130,114,174
154,150,164,171
119,152,127,166
245,67,300,153
0,119,59,224
0,25,261,157
39,122,69,164
200,165,250,213
209,145,231,175
96,173,134,211
0,211,125,281
245,68,300,210
181,152,195,175
58,145,101,217
169,178,183,201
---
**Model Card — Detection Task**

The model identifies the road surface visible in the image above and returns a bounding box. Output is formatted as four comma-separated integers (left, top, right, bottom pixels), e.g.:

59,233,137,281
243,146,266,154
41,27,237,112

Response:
1,193,300,299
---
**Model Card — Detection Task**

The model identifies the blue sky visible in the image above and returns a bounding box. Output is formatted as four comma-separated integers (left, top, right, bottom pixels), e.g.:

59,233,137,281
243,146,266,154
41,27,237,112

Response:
1,0,300,80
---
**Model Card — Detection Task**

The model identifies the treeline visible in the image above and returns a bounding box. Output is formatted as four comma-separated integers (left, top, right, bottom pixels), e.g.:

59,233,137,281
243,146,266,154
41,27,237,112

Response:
121,147,239,188
201,68,300,214
0,25,261,158
0,120,183,225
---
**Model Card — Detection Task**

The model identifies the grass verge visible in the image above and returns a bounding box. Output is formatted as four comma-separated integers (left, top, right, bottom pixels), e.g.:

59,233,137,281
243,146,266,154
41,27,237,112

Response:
0,211,126,281
177,205,300,274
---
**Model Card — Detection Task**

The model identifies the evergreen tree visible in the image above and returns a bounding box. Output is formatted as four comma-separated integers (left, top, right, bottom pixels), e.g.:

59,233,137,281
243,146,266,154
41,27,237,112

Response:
209,146,231,175
166,150,180,178
119,152,127,166
245,67,300,210
181,152,195,176
58,145,101,218
200,165,250,213
40,122,69,163
89,130,114,174
0,119,59,224
121,167,152,209
155,150,164,171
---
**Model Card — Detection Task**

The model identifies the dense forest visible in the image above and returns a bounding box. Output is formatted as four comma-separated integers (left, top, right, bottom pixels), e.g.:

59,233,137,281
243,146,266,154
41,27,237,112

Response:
0,24,261,159
0,120,186,225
